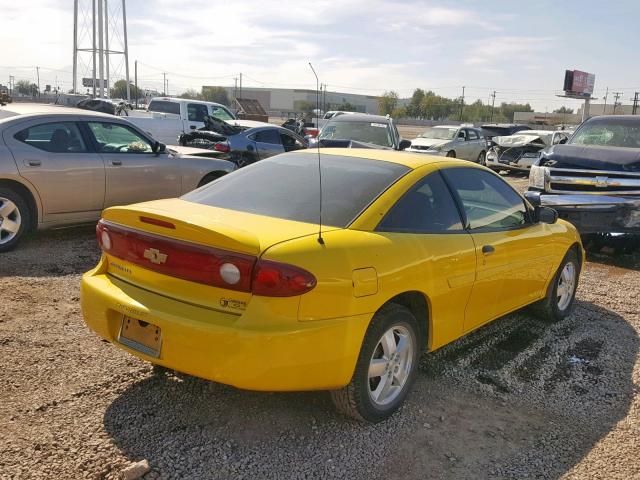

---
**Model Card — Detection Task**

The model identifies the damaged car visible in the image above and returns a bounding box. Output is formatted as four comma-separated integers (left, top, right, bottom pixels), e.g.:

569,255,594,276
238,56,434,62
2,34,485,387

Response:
525,115,640,234
486,130,571,173
178,116,307,167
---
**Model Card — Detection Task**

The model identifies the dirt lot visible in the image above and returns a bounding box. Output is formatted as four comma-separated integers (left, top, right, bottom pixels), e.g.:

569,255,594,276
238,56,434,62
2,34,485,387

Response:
1,175,639,480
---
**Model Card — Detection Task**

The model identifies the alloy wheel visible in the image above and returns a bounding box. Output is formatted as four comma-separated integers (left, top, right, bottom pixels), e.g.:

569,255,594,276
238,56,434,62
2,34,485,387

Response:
0,197,21,245
367,325,414,406
557,262,576,310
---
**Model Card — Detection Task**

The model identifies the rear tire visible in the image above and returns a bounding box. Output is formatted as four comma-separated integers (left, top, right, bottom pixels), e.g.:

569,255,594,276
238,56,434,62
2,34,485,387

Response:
477,150,486,165
0,187,30,253
330,304,420,422
534,249,580,322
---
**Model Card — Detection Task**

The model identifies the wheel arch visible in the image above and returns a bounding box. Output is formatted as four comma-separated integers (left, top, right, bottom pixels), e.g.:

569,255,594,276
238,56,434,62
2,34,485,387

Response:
0,178,39,231
197,170,227,188
377,290,431,351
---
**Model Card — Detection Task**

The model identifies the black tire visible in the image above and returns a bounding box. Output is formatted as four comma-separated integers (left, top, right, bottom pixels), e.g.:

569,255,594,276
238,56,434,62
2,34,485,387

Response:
0,187,30,253
477,150,486,165
330,304,421,423
533,249,580,322
197,171,226,188
446,151,456,158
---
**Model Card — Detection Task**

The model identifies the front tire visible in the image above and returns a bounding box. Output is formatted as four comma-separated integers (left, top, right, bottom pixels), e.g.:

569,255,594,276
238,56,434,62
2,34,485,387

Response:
477,150,486,165
0,188,30,253
534,249,580,321
330,304,420,422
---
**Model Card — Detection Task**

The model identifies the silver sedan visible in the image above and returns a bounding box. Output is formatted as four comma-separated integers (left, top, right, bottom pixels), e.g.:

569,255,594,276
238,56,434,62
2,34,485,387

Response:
0,106,236,252
405,125,488,163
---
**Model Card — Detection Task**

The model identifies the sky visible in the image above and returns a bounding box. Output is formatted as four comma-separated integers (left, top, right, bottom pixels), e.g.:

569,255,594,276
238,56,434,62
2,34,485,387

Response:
2,0,640,112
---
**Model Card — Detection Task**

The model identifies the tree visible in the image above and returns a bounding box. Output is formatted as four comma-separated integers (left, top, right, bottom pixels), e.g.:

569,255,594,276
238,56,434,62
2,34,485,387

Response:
499,102,533,122
201,86,229,106
554,106,574,114
109,79,143,100
178,89,201,100
378,90,399,115
337,101,356,112
16,80,38,96
295,100,315,113
407,88,426,117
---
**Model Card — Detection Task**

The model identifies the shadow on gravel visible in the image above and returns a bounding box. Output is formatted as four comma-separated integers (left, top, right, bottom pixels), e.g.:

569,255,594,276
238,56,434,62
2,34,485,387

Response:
0,225,99,277
103,301,637,479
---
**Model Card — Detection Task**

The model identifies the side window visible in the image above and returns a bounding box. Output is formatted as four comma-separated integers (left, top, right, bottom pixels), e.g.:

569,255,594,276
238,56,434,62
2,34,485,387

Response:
210,105,234,121
457,129,467,141
442,168,528,230
377,172,463,233
14,122,87,153
254,129,282,145
87,122,152,154
187,103,209,122
148,101,180,115
468,129,479,140
280,132,305,151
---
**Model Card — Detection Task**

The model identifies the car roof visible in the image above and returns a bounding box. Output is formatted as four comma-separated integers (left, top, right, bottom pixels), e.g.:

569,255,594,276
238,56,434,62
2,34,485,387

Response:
294,147,473,169
328,113,390,123
0,105,127,126
0,103,110,117
150,97,227,107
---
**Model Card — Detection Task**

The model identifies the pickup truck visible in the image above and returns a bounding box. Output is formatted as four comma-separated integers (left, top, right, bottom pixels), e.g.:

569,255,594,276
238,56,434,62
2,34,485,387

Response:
525,115,640,235
124,97,236,146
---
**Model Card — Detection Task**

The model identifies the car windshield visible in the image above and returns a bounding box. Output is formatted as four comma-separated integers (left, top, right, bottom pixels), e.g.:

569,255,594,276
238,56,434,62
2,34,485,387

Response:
418,127,457,140
182,153,409,227
570,120,640,149
318,121,394,147
210,106,234,121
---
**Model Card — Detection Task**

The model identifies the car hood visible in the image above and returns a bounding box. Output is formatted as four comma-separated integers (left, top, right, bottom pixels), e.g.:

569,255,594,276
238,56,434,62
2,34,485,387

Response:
410,138,449,148
167,145,225,158
493,134,549,148
315,138,394,150
539,144,640,172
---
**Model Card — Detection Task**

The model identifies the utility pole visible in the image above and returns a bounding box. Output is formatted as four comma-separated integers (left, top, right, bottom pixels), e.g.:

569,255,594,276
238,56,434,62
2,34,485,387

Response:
459,86,465,121
162,73,166,96
134,60,138,109
36,66,40,98
122,0,131,102
97,0,104,97
9,76,14,96
73,0,78,94
92,0,97,97
233,77,238,101
602,87,609,115
612,91,622,114
490,90,497,123
239,72,242,100
105,0,110,95
631,92,639,115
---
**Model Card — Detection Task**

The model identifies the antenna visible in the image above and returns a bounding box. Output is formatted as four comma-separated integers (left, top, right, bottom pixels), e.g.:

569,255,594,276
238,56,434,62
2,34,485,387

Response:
308,62,324,245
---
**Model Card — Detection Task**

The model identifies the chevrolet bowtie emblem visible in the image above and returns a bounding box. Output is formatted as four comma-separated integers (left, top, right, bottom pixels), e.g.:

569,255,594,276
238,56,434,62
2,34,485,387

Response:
143,248,168,265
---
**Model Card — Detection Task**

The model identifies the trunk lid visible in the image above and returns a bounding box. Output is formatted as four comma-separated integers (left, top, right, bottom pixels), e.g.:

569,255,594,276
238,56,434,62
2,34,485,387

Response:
100,198,325,312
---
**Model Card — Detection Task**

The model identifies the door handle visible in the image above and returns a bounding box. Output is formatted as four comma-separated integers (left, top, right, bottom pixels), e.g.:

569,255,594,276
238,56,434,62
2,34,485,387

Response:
26,160,41,167
111,160,123,166
482,245,495,255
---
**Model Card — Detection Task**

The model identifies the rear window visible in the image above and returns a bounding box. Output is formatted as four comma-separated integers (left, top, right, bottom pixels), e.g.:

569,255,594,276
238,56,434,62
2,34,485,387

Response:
182,153,409,227
148,100,180,115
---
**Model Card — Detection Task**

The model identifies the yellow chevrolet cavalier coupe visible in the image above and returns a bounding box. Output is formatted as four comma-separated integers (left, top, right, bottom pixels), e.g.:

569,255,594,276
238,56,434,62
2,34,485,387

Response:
81,148,583,422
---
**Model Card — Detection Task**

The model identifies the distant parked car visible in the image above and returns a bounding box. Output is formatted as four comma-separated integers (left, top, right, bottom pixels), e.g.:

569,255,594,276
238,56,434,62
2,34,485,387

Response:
406,125,487,163
311,113,411,150
76,98,118,115
178,116,308,166
480,123,531,141
0,107,235,252
486,130,571,172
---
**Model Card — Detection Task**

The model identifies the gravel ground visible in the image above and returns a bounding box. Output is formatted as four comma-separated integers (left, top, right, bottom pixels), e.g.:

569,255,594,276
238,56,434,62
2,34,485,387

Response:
1,175,639,480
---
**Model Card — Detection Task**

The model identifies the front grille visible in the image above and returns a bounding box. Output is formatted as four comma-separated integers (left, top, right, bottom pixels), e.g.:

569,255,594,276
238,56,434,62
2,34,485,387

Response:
547,168,640,194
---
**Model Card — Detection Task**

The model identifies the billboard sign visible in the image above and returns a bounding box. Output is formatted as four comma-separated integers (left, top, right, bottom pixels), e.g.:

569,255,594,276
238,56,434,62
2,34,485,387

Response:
563,70,595,97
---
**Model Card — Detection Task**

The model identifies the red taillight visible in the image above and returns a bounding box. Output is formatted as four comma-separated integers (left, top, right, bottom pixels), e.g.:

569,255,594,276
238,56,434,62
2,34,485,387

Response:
96,220,317,297
252,260,316,297
97,220,255,292
213,142,230,153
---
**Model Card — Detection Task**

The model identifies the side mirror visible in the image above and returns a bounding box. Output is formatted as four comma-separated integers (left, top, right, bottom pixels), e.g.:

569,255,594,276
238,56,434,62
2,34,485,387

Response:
399,139,411,150
152,141,166,155
559,137,568,144
536,206,558,224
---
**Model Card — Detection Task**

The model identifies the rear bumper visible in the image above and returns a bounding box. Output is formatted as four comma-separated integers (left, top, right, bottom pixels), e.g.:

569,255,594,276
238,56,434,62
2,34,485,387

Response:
80,268,371,391
525,190,640,234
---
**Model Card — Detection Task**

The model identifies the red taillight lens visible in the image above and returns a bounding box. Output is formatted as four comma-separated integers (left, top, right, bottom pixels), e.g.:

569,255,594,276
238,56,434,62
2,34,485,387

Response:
252,260,316,297
213,142,230,153
96,220,255,292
